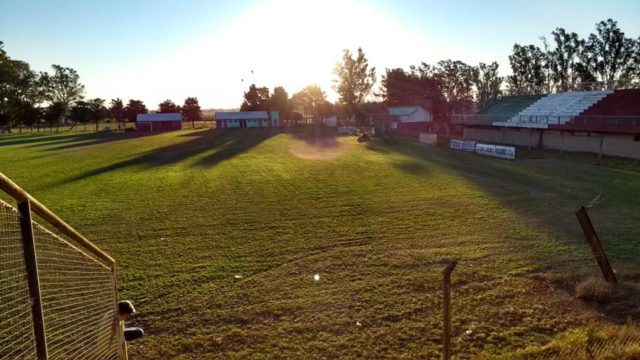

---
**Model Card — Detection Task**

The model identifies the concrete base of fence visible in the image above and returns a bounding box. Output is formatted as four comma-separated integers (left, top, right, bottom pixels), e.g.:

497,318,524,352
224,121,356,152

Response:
463,127,640,160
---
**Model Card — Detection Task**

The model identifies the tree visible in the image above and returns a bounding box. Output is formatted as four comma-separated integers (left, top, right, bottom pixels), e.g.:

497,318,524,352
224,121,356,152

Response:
473,62,503,104
88,98,107,132
40,65,85,109
507,44,547,95
333,47,376,122
42,102,67,130
158,99,180,113
181,97,202,128
269,86,290,119
109,98,125,130
291,85,331,124
586,19,638,88
240,84,270,111
548,28,581,91
124,99,148,122
69,101,92,129
435,59,476,112
379,63,444,116
0,42,42,129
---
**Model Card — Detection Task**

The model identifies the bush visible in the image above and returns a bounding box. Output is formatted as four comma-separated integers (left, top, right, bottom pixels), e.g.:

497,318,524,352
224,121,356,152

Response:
576,277,617,304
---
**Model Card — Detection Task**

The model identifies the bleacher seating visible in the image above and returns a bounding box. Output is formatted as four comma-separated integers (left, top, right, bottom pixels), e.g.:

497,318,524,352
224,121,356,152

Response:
478,95,543,118
454,95,543,125
547,89,640,133
493,91,612,128
580,89,640,117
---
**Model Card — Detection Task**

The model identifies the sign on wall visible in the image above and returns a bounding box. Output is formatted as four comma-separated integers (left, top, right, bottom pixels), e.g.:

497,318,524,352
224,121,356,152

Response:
450,139,464,150
450,139,477,152
419,133,437,146
475,143,516,160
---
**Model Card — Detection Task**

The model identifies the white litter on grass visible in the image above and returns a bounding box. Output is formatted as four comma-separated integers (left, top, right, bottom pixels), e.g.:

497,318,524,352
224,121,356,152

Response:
356,321,361,326
314,274,320,282
465,329,473,335
234,275,243,279
160,237,166,240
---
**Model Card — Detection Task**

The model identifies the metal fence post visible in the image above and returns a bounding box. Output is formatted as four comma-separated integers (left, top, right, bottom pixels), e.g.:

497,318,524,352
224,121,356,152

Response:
575,206,617,283
443,260,458,360
18,200,48,360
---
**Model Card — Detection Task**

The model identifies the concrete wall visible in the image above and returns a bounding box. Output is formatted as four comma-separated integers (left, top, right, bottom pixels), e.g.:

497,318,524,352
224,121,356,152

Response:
463,127,640,160
604,134,640,159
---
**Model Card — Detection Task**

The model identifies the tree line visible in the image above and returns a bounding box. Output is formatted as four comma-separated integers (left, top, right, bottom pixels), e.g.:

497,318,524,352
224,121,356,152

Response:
2,18,639,130
0,41,203,131
242,18,639,122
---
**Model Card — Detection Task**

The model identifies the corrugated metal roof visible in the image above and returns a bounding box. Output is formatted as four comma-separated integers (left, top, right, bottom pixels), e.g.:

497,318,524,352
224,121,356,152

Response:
215,111,269,120
137,113,182,122
388,107,419,116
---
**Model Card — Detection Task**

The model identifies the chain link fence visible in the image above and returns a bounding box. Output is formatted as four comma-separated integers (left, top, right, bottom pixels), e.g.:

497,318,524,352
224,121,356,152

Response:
0,182,123,360
0,201,35,359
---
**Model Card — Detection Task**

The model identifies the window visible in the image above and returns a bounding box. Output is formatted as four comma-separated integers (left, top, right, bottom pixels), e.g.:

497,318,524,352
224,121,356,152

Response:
391,121,397,129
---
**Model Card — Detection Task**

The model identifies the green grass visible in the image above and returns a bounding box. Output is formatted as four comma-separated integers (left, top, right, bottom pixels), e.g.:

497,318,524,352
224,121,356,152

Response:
1,129,639,358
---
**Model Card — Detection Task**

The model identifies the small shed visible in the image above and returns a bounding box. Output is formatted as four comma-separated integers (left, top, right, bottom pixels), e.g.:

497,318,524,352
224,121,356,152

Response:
215,111,280,129
323,116,338,127
374,106,432,136
136,113,182,131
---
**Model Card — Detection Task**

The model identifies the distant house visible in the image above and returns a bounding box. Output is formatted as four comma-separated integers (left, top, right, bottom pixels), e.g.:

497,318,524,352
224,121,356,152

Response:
323,116,338,127
136,113,182,131
215,111,280,129
374,106,432,135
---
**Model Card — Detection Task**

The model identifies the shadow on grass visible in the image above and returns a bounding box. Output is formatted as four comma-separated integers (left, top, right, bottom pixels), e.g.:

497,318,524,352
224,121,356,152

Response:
41,131,150,151
66,129,279,183
0,132,91,147
365,137,640,323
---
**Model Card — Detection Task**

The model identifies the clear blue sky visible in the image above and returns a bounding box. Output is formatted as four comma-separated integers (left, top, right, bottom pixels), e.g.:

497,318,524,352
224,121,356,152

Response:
1,0,639,109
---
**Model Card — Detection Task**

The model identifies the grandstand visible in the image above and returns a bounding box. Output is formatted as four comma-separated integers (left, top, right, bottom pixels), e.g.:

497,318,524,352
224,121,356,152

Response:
550,89,640,133
479,95,542,118
493,91,612,128
454,89,640,159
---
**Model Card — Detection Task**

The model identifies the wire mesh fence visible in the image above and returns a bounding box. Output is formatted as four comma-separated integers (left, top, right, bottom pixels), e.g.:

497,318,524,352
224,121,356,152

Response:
33,223,119,359
507,330,640,359
0,200,35,360
0,196,121,359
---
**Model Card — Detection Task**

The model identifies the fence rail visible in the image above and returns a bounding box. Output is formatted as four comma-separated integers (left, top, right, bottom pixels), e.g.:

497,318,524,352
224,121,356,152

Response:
0,172,124,359
451,114,640,131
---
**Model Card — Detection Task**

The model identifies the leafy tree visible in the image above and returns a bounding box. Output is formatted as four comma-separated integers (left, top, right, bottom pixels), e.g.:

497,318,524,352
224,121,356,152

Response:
435,59,476,112
40,64,85,109
0,42,42,128
4,99,40,130
548,28,581,91
507,44,547,95
181,97,202,127
88,98,107,131
124,99,148,122
109,98,125,130
240,84,270,111
473,62,503,104
586,19,638,88
158,99,180,113
291,84,331,124
333,47,376,122
69,101,92,127
380,64,444,114
269,86,290,118
42,102,67,130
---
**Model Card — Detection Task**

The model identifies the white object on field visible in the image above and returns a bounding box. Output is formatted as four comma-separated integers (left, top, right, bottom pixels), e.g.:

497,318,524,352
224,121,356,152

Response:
314,274,320,282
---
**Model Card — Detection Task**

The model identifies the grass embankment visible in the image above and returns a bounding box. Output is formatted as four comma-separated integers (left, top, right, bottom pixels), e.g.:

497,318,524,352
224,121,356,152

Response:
1,129,639,358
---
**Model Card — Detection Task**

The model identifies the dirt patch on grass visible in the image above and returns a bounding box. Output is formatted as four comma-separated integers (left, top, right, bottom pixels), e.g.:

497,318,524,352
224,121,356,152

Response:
289,138,348,161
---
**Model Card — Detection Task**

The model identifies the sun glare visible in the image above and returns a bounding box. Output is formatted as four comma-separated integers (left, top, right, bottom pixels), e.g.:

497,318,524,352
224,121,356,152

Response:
98,0,429,108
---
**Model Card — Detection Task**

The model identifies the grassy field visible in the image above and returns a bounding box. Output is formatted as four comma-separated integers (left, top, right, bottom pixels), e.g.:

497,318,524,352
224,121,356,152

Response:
1,128,639,358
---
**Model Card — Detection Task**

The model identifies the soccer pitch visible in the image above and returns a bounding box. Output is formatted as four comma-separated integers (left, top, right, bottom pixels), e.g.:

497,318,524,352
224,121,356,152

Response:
1,128,639,358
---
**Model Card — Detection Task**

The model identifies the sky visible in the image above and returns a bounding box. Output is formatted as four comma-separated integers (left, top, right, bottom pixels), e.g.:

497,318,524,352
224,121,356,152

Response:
1,0,640,109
